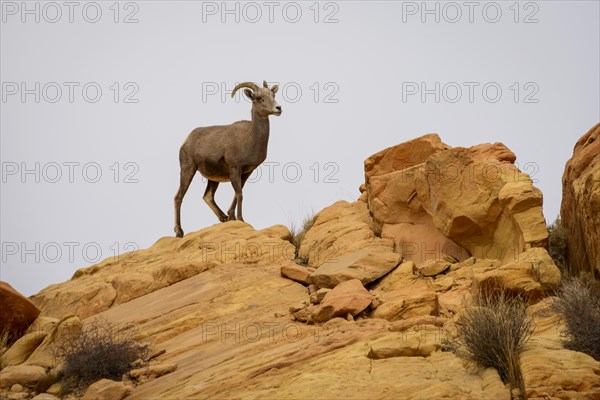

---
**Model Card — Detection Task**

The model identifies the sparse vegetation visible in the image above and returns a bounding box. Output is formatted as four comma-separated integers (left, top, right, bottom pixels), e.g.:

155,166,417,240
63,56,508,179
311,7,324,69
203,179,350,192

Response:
552,275,600,361
369,215,383,238
0,322,12,358
55,318,149,391
445,291,533,397
290,212,317,265
547,216,568,274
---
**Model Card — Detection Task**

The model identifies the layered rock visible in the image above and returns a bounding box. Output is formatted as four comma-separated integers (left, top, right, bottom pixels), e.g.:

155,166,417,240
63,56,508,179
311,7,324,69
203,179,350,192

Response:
30,222,294,318
361,134,559,297
521,298,600,399
561,123,600,276
364,135,549,265
296,200,402,288
4,133,594,399
311,279,374,323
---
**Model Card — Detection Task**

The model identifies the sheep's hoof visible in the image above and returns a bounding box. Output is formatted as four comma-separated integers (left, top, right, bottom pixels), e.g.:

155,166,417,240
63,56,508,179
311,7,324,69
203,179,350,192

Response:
175,230,184,238
219,215,229,223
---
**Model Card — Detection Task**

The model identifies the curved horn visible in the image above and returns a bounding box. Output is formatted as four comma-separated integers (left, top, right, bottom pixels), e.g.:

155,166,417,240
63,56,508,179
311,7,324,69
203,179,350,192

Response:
231,82,259,98
263,80,269,88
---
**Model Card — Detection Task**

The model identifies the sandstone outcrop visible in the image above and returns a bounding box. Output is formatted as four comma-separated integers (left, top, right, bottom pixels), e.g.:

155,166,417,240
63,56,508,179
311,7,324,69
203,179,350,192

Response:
30,222,294,319
363,135,550,269
81,379,132,400
0,282,41,341
561,122,600,276
311,279,374,323
2,133,594,399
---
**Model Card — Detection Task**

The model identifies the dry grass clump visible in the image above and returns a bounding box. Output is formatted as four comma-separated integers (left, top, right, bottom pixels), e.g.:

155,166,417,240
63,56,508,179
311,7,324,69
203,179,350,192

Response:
552,275,600,361
369,215,383,238
55,318,149,391
0,322,12,357
290,212,317,265
445,291,533,397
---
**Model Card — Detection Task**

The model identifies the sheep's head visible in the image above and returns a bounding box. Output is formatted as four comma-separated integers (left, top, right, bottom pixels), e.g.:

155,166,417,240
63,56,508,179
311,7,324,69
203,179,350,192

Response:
232,81,282,117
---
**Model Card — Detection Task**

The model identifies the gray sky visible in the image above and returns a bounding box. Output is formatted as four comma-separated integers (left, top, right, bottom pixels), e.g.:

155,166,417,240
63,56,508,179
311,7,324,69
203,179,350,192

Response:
1,1,599,296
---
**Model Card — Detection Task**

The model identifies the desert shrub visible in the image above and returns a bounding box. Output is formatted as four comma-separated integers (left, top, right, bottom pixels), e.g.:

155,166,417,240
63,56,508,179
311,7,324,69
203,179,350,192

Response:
55,318,149,390
552,275,600,360
547,216,568,274
445,291,533,397
290,212,317,264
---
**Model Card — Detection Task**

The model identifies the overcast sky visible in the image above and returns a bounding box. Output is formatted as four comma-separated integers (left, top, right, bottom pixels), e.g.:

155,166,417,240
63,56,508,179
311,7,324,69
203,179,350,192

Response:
1,1,599,296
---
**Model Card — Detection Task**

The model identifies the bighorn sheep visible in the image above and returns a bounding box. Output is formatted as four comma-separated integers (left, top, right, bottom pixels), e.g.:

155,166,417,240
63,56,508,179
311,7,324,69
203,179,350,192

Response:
174,80,282,238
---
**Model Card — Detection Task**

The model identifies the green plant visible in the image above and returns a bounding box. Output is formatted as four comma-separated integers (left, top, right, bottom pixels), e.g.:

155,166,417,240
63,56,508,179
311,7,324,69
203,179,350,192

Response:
547,216,568,274
444,291,533,397
552,275,600,361
55,318,149,391
289,212,317,264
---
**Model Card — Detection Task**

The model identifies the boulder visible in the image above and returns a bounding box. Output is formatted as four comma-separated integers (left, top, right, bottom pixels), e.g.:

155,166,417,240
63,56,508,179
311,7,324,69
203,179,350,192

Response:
312,279,374,323
0,331,47,367
413,259,451,277
561,123,600,276
280,263,311,285
370,260,417,292
82,379,132,400
473,247,560,299
0,282,41,341
129,363,177,383
364,133,451,225
0,365,47,389
297,201,395,268
309,288,330,305
367,328,442,359
25,315,82,368
362,135,550,268
415,142,548,262
371,292,439,321
32,394,60,400
308,249,401,288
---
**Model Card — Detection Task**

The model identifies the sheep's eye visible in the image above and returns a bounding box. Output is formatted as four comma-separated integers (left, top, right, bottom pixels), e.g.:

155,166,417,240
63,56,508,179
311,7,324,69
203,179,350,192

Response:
255,96,263,101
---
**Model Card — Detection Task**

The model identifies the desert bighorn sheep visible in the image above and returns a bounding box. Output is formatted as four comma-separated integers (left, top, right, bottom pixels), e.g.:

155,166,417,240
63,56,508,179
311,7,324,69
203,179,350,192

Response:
174,80,282,237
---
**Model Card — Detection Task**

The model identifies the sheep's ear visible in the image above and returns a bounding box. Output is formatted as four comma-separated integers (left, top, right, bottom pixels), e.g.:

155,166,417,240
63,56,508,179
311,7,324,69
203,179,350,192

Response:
263,80,269,88
244,88,254,100
271,85,279,95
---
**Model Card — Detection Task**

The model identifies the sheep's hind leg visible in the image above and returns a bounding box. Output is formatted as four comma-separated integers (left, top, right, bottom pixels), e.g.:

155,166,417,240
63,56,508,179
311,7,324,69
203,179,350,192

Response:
174,164,196,238
203,180,228,222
